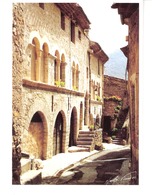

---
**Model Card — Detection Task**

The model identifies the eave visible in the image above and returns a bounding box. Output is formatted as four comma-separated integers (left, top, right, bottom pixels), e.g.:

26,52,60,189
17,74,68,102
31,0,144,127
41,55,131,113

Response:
89,41,109,65
111,3,139,25
55,3,91,30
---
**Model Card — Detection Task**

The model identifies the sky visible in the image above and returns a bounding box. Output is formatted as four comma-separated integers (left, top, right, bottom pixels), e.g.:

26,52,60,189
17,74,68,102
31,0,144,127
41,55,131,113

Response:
79,0,128,55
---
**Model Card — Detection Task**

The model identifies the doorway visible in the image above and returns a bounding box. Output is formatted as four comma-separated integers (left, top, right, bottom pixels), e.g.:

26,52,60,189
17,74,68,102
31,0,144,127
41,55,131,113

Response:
103,116,111,135
69,107,77,147
53,112,63,155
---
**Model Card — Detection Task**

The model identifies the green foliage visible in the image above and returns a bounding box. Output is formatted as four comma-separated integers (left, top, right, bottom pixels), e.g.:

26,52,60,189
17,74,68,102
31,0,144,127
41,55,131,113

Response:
112,127,118,132
73,86,78,91
104,95,122,102
89,125,94,130
96,95,101,101
55,80,65,87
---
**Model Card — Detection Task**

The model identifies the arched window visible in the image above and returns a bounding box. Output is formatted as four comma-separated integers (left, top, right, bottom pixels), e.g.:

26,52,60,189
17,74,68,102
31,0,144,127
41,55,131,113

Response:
76,64,79,90
60,54,66,85
72,62,79,91
42,43,49,83
72,62,75,89
31,37,40,81
54,50,60,85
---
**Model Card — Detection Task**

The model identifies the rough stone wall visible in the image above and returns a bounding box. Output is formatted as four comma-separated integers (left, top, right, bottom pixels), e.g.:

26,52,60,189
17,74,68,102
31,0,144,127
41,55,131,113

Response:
104,75,128,105
103,76,128,130
104,100,118,116
14,3,91,161
21,122,44,159
94,129,103,150
23,3,89,92
128,8,139,184
12,3,24,184
21,85,84,158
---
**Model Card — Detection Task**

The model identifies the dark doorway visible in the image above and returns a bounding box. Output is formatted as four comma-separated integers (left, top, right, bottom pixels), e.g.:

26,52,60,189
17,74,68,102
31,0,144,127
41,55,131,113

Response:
103,116,111,135
69,109,75,147
69,107,77,147
53,112,63,155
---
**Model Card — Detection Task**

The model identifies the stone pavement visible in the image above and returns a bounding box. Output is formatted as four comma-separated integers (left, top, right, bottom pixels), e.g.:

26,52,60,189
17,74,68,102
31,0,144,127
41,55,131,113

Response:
21,143,130,184
41,143,127,178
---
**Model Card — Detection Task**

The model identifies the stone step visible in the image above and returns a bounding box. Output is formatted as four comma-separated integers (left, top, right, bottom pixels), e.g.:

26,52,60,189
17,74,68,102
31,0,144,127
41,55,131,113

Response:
76,140,92,145
113,138,122,141
79,131,94,136
77,145,91,149
20,170,42,184
21,158,31,175
112,138,122,145
77,137,93,141
68,146,90,152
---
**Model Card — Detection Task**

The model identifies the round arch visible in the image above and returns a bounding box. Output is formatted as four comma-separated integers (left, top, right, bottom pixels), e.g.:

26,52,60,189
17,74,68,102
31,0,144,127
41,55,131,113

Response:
55,50,60,60
32,37,40,48
69,107,78,147
21,111,48,160
53,110,66,155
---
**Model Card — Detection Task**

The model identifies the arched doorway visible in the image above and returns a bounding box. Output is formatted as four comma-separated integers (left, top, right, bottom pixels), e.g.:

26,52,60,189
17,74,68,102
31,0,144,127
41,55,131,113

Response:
69,107,77,147
53,112,64,155
103,115,111,135
79,101,83,130
22,111,48,160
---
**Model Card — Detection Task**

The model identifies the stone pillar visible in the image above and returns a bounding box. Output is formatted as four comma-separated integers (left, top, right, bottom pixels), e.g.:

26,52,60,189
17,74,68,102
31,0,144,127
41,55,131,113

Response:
94,129,103,150
44,53,48,83
76,70,80,90
35,49,41,81
60,62,67,82
84,92,89,126
56,59,61,81
74,69,77,88
79,102,83,130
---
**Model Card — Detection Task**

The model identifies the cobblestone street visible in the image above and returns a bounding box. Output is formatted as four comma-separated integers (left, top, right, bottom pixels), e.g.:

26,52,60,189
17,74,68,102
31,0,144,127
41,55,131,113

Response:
42,146,131,185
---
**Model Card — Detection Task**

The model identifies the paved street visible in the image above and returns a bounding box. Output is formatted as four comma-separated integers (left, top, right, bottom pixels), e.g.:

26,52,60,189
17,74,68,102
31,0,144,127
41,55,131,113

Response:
42,146,131,185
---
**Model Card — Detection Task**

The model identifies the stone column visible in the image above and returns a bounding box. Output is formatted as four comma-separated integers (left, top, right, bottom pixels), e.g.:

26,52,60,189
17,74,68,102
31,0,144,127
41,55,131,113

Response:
35,49,41,81
56,59,60,81
60,62,67,82
84,92,89,126
43,52,48,83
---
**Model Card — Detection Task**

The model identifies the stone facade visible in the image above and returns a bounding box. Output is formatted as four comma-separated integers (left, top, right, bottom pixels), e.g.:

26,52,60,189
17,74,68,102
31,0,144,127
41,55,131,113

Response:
12,3,24,184
103,75,128,134
112,3,139,184
12,3,108,184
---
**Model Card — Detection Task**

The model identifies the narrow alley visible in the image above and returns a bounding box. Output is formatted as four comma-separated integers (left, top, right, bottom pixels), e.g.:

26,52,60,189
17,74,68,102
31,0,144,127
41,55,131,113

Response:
12,2,139,186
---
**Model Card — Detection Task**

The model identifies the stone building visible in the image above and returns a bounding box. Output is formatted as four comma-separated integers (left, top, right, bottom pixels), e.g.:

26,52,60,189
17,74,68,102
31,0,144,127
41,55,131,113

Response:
12,3,108,184
112,3,139,184
103,75,128,137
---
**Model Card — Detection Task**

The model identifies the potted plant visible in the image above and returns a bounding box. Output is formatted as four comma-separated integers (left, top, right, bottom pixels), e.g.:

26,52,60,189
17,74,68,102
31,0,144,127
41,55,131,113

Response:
89,125,94,131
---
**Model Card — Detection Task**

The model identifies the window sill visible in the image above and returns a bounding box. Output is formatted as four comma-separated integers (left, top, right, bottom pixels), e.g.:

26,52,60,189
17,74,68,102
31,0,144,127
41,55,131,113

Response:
22,79,84,97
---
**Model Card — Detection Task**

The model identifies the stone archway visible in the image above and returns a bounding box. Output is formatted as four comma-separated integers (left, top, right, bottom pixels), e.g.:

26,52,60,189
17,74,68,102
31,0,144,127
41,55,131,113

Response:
22,111,48,160
53,111,66,155
69,107,77,147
